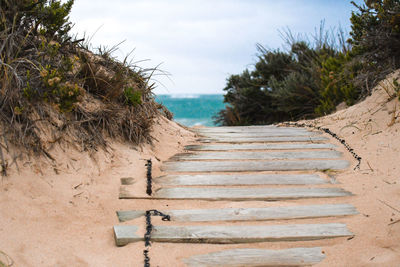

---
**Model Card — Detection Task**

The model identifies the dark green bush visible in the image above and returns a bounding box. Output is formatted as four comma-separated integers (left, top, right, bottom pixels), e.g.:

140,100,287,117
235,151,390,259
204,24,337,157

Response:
316,52,362,115
0,0,74,40
215,35,345,126
349,0,400,93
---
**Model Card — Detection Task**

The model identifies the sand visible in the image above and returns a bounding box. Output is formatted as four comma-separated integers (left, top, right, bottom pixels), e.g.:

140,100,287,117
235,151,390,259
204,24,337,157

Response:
0,72,400,266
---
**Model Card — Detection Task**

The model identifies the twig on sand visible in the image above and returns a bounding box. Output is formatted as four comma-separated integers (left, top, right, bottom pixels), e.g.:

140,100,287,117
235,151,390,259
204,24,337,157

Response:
366,161,374,172
388,219,400,226
378,199,400,213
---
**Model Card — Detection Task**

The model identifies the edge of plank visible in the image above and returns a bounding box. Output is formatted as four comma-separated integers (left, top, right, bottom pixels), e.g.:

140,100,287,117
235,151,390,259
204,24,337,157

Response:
113,225,141,246
116,210,145,222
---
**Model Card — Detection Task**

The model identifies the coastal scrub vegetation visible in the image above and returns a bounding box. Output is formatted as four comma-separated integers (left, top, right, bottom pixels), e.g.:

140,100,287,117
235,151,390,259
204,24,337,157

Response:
0,0,169,168
215,0,400,126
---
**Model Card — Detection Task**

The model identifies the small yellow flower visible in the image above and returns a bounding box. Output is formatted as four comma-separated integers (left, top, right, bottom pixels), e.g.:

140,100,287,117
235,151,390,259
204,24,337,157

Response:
40,69,48,77
48,77,61,86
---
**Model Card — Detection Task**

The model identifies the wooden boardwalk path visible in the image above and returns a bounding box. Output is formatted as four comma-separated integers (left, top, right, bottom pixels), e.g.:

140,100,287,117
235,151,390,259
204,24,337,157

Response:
114,125,357,266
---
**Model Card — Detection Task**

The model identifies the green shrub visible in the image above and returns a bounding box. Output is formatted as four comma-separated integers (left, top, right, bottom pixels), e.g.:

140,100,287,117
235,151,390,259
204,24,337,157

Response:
215,35,343,126
0,0,74,40
316,52,362,115
349,0,400,93
124,87,142,106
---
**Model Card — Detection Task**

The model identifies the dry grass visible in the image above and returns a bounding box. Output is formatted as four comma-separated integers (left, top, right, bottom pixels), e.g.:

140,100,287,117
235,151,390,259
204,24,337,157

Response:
0,5,170,174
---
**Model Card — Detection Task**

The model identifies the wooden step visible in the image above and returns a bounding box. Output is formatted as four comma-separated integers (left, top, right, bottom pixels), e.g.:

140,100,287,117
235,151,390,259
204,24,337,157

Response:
170,151,342,161
185,143,336,151
114,223,353,246
116,203,358,222
154,173,328,186
194,126,307,133
161,159,349,172
199,136,328,143
199,131,321,138
183,247,326,267
120,187,352,200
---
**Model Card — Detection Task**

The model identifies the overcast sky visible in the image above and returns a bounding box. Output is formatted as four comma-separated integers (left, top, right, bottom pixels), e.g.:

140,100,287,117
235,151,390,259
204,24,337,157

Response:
69,0,362,95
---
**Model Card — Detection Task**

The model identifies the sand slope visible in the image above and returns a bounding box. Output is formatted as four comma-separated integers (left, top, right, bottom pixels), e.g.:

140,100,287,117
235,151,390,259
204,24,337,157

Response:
307,71,400,266
0,116,196,266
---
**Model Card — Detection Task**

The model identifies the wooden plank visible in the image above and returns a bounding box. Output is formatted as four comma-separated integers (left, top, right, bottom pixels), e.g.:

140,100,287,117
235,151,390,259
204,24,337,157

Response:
153,187,352,200
170,151,342,161
120,187,352,200
114,223,353,245
199,136,328,143
185,143,336,151
199,132,321,138
194,126,307,133
161,159,349,172
154,173,328,186
114,225,140,246
116,210,144,222
116,204,358,222
183,247,326,266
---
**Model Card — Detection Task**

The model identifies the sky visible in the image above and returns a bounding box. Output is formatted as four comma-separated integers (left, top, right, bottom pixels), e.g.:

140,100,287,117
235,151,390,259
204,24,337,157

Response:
69,0,363,95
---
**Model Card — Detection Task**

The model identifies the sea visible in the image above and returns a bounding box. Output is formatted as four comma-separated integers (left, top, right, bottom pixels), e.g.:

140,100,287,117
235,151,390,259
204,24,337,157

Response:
155,94,225,127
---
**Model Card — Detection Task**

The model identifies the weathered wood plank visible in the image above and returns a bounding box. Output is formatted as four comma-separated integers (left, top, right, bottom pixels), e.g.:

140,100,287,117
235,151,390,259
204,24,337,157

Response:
161,159,349,172
116,210,144,222
114,225,140,246
114,223,353,246
117,204,358,222
199,132,321,138
120,186,352,200
185,143,336,151
193,126,306,133
154,173,328,186
153,187,352,200
183,247,326,267
170,151,342,161
199,136,328,143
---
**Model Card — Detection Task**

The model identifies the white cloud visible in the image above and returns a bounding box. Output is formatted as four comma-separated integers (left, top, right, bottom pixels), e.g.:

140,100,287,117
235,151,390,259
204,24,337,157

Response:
69,0,359,94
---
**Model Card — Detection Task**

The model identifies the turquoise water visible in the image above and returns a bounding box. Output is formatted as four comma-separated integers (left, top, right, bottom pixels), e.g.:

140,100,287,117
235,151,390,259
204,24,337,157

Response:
155,94,225,127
